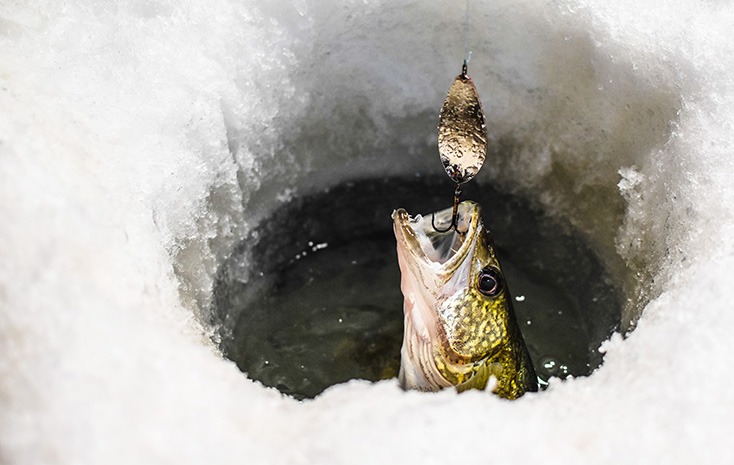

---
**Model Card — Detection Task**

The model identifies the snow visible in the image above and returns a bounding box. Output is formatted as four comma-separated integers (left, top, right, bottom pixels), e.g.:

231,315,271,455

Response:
2,0,734,464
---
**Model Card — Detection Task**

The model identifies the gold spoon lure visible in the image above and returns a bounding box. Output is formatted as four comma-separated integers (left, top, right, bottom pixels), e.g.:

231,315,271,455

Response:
432,60,488,233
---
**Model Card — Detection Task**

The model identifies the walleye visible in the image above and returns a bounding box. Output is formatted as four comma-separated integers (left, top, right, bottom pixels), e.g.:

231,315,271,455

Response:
393,201,537,399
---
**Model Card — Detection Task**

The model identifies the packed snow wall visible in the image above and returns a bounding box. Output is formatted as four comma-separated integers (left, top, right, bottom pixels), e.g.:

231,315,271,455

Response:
1,1,733,464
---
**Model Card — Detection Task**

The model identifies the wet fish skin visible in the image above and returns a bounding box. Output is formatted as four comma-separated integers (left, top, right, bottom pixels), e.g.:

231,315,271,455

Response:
393,201,537,399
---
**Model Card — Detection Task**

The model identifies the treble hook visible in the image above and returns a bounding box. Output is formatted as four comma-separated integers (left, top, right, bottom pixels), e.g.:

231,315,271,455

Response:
432,184,463,233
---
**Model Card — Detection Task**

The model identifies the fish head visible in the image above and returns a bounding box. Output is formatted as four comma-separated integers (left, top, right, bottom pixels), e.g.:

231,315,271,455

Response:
393,201,535,397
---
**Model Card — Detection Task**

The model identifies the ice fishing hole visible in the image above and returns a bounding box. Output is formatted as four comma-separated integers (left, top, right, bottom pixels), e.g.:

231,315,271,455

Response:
212,176,621,400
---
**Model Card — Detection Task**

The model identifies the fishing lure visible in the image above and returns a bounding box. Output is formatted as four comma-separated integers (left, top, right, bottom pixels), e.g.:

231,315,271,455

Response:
433,62,488,232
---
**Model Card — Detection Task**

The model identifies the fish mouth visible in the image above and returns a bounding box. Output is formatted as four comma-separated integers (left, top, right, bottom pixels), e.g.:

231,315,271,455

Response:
392,201,482,273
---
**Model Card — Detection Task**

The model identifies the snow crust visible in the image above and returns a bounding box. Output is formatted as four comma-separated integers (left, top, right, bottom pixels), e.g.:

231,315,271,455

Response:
2,0,734,463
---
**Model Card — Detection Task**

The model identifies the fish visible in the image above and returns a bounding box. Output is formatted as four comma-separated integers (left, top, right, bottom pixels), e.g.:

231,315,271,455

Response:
392,200,537,399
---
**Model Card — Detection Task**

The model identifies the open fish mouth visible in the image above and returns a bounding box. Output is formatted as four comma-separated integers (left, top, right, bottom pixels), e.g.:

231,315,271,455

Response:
392,201,482,272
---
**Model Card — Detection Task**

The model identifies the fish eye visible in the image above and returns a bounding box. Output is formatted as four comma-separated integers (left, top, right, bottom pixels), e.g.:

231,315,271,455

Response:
478,267,503,297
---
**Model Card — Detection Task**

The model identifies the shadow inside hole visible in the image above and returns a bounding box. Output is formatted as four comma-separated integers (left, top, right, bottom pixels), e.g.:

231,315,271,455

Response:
212,175,621,399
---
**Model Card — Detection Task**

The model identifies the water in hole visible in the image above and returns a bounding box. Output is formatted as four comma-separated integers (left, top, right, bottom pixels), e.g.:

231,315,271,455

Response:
213,177,621,400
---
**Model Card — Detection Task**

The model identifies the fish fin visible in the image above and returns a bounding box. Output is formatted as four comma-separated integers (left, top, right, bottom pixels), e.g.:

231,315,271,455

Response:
456,360,501,393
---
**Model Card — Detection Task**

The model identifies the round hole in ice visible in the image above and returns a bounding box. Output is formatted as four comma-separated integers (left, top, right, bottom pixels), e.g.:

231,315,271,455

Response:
166,0,684,402
5,0,729,462
212,175,621,399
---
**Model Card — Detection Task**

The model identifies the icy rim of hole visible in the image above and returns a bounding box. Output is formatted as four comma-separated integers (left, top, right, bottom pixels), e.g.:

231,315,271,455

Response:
3,1,734,464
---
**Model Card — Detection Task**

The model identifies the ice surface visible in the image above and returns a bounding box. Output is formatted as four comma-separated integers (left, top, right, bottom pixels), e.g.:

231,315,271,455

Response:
2,0,734,463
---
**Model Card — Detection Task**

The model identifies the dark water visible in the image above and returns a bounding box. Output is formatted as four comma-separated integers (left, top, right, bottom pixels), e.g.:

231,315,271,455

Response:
212,176,621,399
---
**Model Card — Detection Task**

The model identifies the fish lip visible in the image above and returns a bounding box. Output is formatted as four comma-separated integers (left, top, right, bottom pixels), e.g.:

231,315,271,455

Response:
392,201,482,272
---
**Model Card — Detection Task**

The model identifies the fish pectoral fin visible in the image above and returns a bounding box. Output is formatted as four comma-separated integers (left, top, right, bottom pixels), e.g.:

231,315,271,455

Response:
456,360,501,393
